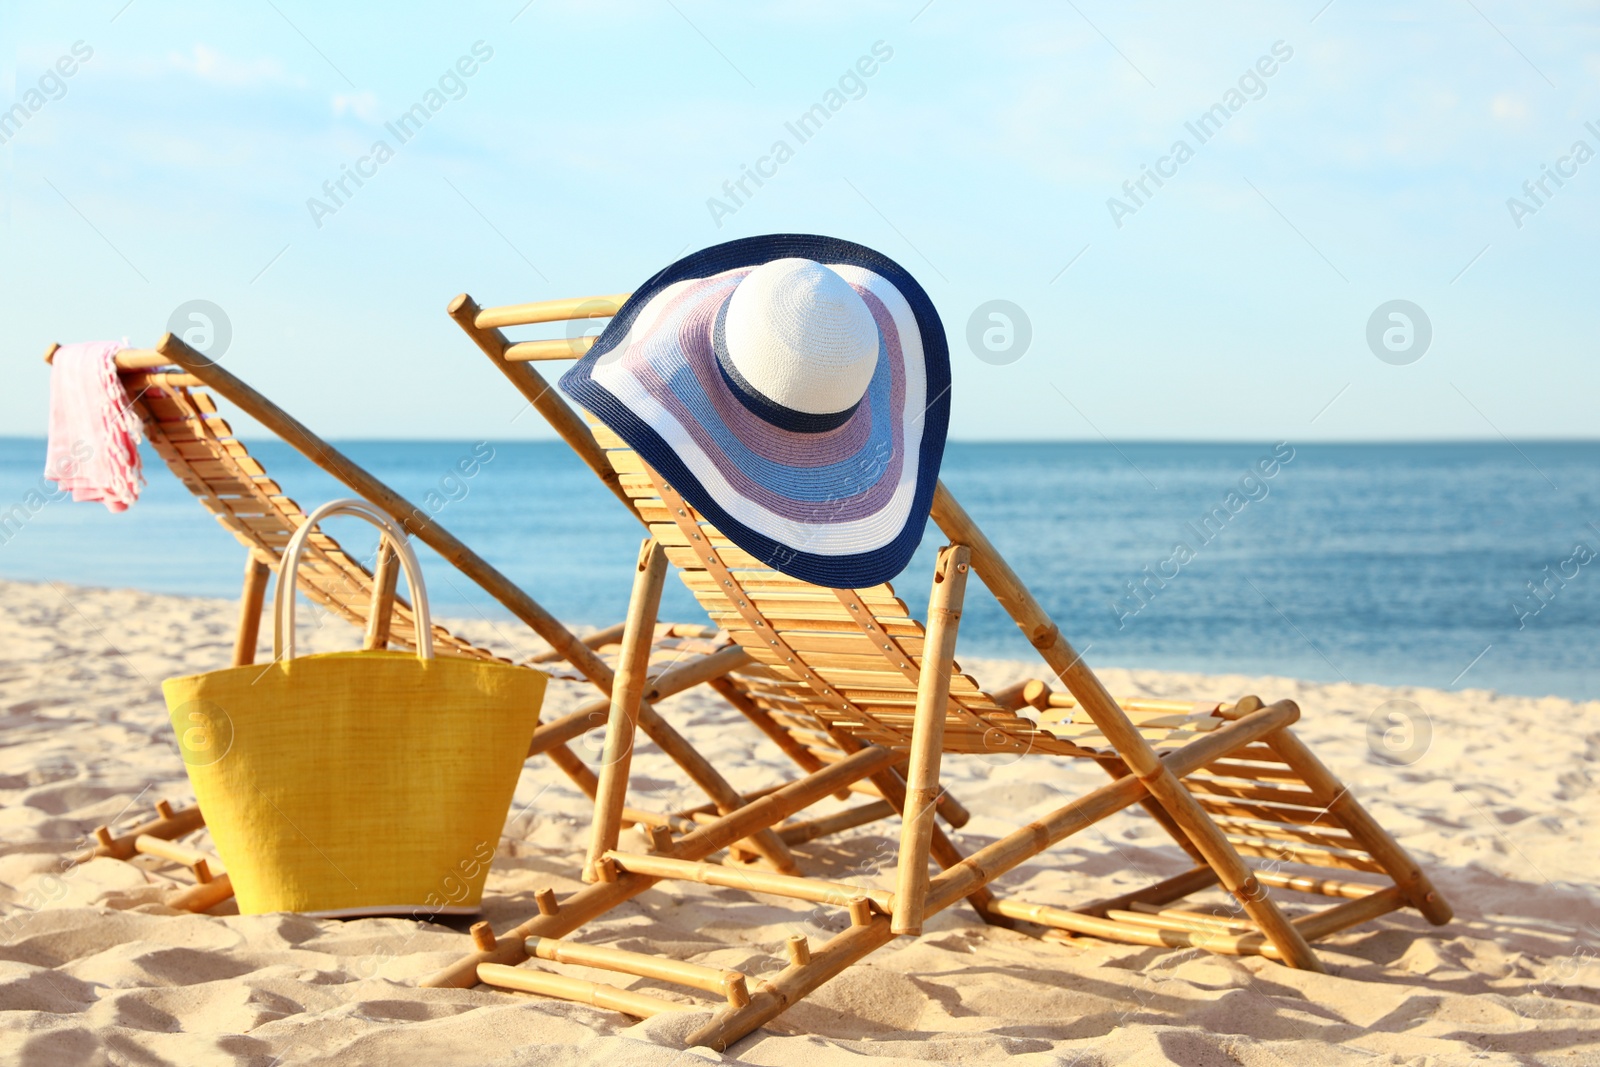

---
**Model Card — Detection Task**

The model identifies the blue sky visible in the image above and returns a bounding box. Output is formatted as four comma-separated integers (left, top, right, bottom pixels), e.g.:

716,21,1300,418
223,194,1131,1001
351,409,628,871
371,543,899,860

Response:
2,1,1596,441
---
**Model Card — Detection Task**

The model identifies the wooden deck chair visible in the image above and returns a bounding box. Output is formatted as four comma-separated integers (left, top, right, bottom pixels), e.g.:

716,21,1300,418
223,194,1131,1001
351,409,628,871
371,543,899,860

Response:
41,336,816,906
425,294,1452,1050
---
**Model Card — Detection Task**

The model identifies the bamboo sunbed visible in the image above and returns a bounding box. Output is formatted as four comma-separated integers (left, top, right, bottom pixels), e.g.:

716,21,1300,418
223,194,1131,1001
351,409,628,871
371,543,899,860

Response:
421,292,1454,1050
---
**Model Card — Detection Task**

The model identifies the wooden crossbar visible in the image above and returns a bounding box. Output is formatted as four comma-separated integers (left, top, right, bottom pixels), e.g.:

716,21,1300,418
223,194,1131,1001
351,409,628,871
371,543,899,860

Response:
478,963,678,1016
134,835,214,883
777,799,897,844
529,937,750,1005
44,342,168,369
505,337,598,362
473,293,630,330
605,851,893,912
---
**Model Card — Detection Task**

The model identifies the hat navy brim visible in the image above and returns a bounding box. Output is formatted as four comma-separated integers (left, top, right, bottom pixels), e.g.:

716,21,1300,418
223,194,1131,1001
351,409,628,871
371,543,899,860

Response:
560,234,950,589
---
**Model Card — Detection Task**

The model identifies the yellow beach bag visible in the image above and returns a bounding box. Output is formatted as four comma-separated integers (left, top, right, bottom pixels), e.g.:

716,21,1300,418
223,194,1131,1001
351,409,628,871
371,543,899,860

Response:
162,499,545,918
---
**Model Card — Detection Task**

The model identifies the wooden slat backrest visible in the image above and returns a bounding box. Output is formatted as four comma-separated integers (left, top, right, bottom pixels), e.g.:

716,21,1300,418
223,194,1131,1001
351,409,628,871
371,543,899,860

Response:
585,417,1241,760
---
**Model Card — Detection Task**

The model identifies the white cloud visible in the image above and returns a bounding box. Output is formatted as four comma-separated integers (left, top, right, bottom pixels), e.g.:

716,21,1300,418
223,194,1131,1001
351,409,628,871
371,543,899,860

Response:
1491,93,1530,123
332,91,381,121
166,44,304,89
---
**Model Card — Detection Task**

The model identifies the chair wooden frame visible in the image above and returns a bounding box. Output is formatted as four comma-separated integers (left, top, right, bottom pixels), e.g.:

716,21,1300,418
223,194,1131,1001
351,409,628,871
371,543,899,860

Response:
424,292,1454,1050
42,335,858,904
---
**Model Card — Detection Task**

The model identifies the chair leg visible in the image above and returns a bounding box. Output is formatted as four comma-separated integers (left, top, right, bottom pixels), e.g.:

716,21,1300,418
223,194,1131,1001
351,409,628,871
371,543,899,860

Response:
362,540,401,650
585,539,669,882
231,556,272,667
892,545,969,936
871,765,1010,926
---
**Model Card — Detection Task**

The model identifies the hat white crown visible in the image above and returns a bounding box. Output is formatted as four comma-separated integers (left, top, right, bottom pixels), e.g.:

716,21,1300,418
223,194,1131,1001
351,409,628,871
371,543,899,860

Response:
721,258,879,416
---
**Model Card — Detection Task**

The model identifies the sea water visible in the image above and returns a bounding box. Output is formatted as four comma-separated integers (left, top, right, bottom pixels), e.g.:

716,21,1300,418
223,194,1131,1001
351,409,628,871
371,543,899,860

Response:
1,438,1595,701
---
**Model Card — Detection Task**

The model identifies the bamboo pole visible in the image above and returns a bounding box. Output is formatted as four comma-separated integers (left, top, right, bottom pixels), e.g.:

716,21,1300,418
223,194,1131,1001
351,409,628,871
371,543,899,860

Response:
545,743,600,797
526,621,627,663
986,680,1034,712
447,295,633,512
980,899,1282,957
1255,870,1381,900
605,851,894,912
504,337,598,362
856,750,1008,925
1076,865,1221,917
1135,902,1255,929
1291,885,1405,939
362,540,401,650
44,344,169,370
923,776,971,829
1001,886,1404,958
776,800,896,845
586,540,669,881
928,484,1324,973
133,835,214,882
530,936,749,1002
1109,906,1253,934
548,742,694,839
528,700,613,757
473,293,630,330
642,645,753,702
705,675,837,782
892,545,968,936
231,557,272,667
1102,761,1207,866
477,964,677,1017
421,744,899,990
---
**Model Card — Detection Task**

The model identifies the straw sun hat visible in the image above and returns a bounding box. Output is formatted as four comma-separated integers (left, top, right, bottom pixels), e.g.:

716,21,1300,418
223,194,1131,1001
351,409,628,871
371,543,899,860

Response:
561,234,950,588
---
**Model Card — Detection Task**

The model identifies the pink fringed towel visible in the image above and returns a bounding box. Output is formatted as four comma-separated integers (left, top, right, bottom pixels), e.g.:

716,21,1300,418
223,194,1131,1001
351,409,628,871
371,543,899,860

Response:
45,340,144,512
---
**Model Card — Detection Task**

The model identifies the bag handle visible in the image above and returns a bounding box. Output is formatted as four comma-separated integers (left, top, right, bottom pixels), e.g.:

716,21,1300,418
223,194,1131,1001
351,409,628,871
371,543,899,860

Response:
272,498,434,662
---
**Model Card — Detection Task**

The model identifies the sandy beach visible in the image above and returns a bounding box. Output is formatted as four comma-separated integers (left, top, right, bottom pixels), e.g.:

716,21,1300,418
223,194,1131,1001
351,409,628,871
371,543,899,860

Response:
2,576,1597,1065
